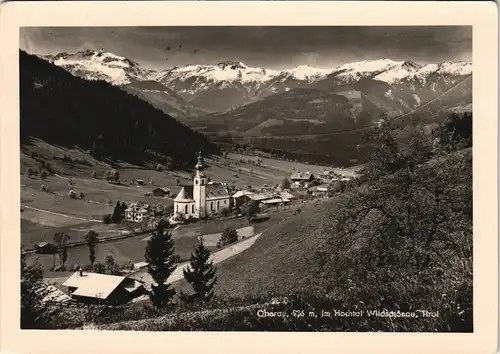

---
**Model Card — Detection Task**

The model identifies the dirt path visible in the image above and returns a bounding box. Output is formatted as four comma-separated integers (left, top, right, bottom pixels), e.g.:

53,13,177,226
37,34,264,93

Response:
21,205,103,223
130,233,262,292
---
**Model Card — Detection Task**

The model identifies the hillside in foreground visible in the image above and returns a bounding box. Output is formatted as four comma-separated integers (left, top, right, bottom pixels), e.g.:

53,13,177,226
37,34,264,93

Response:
104,114,472,331
20,51,217,169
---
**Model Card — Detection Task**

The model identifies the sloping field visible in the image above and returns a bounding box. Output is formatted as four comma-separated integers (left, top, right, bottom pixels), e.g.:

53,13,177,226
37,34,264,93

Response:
214,199,332,297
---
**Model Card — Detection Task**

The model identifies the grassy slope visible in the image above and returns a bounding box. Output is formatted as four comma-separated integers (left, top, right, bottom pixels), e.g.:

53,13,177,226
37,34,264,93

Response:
214,198,337,297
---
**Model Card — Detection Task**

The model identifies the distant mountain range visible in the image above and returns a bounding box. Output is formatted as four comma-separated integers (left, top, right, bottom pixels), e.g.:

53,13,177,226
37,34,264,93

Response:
41,50,472,117
38,50,472,165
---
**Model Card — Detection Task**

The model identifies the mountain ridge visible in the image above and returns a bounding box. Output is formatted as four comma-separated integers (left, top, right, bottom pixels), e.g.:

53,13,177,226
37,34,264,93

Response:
41,50,472,114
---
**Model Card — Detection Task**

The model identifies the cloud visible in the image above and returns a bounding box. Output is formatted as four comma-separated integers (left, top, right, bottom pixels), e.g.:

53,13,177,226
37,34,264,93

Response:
20,26,472,70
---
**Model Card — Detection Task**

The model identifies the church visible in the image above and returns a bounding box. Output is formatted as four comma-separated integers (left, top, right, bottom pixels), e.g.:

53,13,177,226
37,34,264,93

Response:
173,151,231,219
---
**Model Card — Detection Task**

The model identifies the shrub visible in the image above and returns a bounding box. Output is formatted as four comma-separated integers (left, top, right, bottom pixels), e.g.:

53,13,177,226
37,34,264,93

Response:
217,228,238,248
102,214,112,224
39,169,49,180
217,207,232,217
80,192,85,199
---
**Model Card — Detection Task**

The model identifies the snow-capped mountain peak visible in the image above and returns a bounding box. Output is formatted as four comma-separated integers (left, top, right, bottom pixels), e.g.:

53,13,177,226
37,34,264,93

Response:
282,65,333,81
43,50,156,85
156,62,279,86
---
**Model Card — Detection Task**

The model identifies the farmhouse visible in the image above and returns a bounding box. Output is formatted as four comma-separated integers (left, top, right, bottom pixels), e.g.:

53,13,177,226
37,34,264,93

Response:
61,270,145,305
35,242,57,254
174,151,231,219
124,202,153,222
152,187,170,197
232,190,254,207
290,172,316,188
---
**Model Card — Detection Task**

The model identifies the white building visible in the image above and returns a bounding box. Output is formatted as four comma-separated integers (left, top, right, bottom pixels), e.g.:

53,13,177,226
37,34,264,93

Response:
173,151,230,219
124,202,153,223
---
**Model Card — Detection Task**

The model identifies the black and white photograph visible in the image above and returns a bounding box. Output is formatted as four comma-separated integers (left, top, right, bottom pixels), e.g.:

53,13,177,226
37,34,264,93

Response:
0,2,496,349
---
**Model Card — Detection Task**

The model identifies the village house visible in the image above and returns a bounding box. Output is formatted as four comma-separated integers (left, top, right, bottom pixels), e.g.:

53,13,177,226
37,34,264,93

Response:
152,187,170,198
61,270,145,305
231,190,296,209
124,202,154,222
232,190,254,207
290,172,316,188
173,151,231,219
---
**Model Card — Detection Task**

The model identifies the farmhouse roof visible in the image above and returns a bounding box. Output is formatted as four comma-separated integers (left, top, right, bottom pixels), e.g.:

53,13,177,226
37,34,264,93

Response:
261,198,287,204
174,186,194,202
290,172,314,181
232,190,253,198
279,191,296,200
153,187,170,193
62,271,128,300
248,192,276,201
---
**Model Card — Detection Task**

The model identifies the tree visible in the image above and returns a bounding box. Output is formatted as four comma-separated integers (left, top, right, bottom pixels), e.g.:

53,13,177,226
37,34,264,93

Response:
242,200,260,221
91,170,97,179
39,169,48,180
104,254,121,275
113,170,120,184
111,201,123,223
361,115,404,181
93,262,106,274
280,177,291,190
53,232,70,266
150,177,155,186
27,167,34,178
84,230,99,267
102,214,112,224
217,228,238,248
179,238,217,304
21,250,46,329
80,192,85,199
105,169,120,184
144,221,177,309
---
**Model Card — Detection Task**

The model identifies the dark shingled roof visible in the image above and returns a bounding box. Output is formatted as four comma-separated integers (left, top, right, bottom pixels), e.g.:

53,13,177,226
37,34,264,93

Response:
206,183,230,199
174,183,229,202
174,185,194,201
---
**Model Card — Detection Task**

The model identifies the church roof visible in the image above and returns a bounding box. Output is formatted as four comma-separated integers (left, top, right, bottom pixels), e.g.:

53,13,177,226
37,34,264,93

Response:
174,186,194,202
174,183,229,203
206,183,230,199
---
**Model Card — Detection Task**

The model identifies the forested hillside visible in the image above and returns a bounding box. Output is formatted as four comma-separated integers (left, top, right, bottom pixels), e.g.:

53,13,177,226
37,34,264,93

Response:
20,51,217,168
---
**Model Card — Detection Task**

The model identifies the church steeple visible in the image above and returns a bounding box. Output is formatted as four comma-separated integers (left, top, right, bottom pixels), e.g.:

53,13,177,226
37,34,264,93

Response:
195,150,204,171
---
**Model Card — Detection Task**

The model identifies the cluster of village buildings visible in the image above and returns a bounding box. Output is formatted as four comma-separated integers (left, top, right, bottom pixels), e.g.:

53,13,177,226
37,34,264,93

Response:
38,153,357,307
121,152,356,223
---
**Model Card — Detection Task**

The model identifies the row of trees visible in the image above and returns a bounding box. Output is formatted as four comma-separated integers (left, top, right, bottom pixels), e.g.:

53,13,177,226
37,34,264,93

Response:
145,221,217,308
48,230,99,271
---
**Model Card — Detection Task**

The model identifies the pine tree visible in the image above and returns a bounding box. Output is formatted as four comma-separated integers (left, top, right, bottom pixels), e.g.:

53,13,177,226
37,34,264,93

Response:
179,238,217,304
84,230,99,267
111,201,121,223
144,221,177,309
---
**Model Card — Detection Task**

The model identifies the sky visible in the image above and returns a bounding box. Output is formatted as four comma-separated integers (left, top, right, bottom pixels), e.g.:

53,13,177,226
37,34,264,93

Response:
20,26,472,70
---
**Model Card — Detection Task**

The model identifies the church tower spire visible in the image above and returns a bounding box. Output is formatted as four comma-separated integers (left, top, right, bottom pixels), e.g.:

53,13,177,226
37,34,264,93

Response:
195,150,204,171
193,150,206,218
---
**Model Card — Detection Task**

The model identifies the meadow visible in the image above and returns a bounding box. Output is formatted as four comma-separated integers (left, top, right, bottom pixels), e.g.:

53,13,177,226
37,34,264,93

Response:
20,139,338,282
